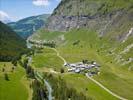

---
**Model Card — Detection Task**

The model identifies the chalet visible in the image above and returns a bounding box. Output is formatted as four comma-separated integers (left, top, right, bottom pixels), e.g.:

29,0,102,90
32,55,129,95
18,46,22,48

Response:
75,69,80,73
70,64,76,67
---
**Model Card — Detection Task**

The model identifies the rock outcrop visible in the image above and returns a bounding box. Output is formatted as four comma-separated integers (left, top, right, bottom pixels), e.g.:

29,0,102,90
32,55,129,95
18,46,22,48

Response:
46,0,133,40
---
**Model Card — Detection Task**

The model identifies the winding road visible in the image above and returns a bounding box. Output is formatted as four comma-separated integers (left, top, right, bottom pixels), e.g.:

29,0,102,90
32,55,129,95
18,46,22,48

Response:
86,73,127,100
50,47,127,100
27,39,127,100
50,48,67,65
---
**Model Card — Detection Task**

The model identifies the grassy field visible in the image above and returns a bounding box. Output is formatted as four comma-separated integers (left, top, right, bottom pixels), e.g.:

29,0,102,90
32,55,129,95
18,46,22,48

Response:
62,74,117,100
32,29,64,41
31,47,118,99
0,62,29,100
58,46,133,100
32,48,64,71
57,29,133,99
31,29,133,99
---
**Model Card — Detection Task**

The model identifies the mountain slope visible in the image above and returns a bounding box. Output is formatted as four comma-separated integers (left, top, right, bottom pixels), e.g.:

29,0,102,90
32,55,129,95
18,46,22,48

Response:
32,0,133,66
0,21,27,61
8,14,50,39
31,0,133,99
46,0,133,40
36,0,133,66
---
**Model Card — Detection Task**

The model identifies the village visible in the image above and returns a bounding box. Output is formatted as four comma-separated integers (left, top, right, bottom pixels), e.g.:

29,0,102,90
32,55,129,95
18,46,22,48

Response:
64,60,101,77
27,40,101,77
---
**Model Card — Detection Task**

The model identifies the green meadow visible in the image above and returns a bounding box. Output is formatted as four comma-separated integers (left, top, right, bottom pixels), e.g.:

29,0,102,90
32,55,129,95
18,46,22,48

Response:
58,46,133,100
32,48,117,99
62,74,117,100
32,48,64,71
31,28,133,99
0,62,30,100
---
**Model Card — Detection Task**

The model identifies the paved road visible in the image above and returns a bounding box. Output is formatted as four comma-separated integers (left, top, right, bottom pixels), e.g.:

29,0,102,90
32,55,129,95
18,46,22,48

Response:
86,73,127,100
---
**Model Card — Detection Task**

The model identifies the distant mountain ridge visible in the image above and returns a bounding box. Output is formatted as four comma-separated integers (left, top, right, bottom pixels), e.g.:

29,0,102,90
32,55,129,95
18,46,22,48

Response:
2,19,12,24
8,14,50,39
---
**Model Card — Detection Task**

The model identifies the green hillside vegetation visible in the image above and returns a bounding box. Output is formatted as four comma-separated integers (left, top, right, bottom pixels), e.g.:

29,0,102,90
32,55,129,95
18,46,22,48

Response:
8,14,50,39
0,21,28,61
32,29,64,40
31,28,133,99
32,48,64,71
62,74,117,100
53,0,133,16
0,62,29,100
42,72,117,100
30,43,118,99
30,0,133,99
32,28,133,66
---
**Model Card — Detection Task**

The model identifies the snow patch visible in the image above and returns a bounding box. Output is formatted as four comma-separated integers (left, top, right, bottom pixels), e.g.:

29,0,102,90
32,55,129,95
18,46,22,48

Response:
122,27,133,43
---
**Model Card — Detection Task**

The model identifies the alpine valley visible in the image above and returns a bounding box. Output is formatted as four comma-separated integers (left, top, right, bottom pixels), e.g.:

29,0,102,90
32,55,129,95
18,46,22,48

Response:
0,0,133,100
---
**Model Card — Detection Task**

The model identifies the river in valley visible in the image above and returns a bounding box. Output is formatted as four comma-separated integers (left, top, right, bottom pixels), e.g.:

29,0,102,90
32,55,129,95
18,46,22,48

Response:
27,40,53,100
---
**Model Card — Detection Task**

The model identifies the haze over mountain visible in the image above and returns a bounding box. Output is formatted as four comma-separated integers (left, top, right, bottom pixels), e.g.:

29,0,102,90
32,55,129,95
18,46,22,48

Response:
0,11,12,23
8,14,50,39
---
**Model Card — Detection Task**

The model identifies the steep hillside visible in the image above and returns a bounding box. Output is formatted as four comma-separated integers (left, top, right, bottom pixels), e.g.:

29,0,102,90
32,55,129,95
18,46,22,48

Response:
33,0,133,67
0,21,27,61
8,14,50,39
46,0,133,40
31,0,133,99
32,0,133,66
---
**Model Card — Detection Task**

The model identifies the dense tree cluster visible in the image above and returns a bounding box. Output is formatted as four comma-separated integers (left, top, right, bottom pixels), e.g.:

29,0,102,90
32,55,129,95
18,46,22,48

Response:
29,40,56,48
43,73,92,100
4,73,9,81
19,57,48,100
73,40,80,46
0,21,29,62
32,79,48,100
19,58,35,78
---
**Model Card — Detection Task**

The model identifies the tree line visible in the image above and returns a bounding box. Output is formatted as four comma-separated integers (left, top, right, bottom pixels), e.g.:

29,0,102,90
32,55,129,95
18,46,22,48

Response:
43,73,93,100
19,57,48,100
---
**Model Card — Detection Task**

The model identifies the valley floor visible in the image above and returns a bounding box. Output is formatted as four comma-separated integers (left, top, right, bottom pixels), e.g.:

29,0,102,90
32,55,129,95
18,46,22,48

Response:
31,46,133,100
58,46,133,100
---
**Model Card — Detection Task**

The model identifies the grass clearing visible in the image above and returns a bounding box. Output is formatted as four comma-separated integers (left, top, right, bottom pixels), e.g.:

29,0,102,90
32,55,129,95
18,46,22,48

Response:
0,62,29,100
32,48,64,71
62,73,117,100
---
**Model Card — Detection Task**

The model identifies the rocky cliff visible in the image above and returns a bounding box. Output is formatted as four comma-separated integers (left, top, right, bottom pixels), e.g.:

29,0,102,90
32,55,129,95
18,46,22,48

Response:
46,0,133,40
